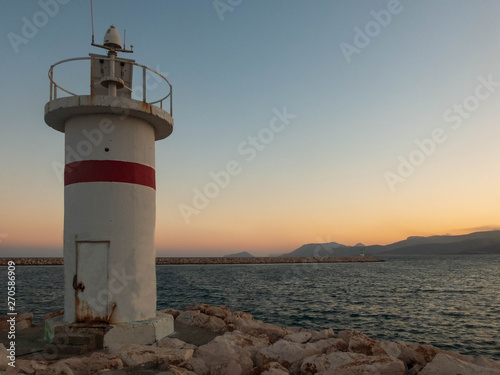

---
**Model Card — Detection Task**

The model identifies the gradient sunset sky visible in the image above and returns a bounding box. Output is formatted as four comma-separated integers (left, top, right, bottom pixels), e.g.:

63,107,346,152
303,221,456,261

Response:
1,0,500,257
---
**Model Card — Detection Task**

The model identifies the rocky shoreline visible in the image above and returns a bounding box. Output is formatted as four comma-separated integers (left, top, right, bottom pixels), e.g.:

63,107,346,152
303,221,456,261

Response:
1,304,499,374
0,256,382,266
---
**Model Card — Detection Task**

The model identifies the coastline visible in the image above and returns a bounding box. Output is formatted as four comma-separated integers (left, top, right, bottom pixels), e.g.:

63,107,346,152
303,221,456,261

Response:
0,256,383,266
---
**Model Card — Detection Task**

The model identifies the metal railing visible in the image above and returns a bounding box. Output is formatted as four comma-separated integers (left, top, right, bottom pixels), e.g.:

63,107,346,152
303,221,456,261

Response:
48,56,173,116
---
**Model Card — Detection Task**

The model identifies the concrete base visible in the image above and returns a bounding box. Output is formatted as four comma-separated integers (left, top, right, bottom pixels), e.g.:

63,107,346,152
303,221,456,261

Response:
103,312,174,347
44,312,174,348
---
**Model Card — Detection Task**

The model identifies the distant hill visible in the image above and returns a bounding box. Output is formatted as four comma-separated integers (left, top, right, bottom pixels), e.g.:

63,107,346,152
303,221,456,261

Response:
283,230,500,257
224,251,254,258
281,242,368,257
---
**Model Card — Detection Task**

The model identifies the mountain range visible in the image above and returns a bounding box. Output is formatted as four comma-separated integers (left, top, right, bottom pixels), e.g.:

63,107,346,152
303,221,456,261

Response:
281,230,500,257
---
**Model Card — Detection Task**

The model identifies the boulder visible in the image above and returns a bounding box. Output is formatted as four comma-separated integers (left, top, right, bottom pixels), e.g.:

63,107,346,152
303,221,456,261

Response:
283,332,312,344
52,356,89,373
0,312,33,331
87,352,123,374
303,338,347,358
203,316,227,332
205,306,231,320
209,360,244,375
194,338,254,374
178,357,209,375
232,311,254,321
53,362,75,375
301,352,405,375
156,337,197,350
0,343,8,371
255,339,306,371
473,356,500,370
260,361,290,375
6,359,50,373
380,340,401,359
337,330,387,356
209,330,270,361
419,353,500,375
108,343,193,367
395,341,443,368
309,328,335,343
245,322,288,344
168,365,199,375
176,310,210,327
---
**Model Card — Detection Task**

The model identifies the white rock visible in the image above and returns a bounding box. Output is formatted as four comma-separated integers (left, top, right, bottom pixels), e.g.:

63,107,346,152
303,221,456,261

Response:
204,306,231,320
108,343,193,367
194,340,253,374
179,357,209,375
301,352,405,375
473,356,500,370
53,356,90,373
168,365,199,375
53,362,75,375
209,330,270,362
232,311,254,321
7,359,50,373
209,360,243,375
309,328,336,343
395,341,442,368
176,310,210,327
260,361,290,375
255,339,305,370
0,343,8,371
156,337,197,350
87,352,123,373
337,330,387,356
419,353,500,375
244,321,288,343
380,340,401,359
304,338,347,358
203,316,227,332
284,331,312,344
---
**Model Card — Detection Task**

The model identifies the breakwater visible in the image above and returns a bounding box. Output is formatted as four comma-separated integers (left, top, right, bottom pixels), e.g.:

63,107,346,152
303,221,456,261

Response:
0,256,382,266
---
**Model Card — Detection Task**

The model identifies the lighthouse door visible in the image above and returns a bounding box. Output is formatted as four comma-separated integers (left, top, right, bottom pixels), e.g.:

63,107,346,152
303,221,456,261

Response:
75,241,109,322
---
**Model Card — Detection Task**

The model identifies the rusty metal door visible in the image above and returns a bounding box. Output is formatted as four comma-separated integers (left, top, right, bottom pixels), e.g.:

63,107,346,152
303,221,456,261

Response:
75,241,109,322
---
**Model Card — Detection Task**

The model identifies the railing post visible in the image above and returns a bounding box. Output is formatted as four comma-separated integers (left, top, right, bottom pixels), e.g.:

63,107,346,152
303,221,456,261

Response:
142,66,147,102
49,69,53,101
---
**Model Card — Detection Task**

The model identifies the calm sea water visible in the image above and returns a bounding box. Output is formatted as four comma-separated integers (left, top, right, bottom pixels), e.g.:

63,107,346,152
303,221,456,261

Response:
1,255,499,360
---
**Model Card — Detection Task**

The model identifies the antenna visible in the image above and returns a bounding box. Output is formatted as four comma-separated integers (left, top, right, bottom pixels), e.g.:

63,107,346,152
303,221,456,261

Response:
90,0,95,44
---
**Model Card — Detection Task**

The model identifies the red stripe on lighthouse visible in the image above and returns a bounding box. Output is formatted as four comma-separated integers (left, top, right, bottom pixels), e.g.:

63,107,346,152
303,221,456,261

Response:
65,160,156,190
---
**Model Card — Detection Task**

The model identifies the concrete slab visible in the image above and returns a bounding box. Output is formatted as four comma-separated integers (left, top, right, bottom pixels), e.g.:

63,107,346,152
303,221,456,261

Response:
103,312,174,347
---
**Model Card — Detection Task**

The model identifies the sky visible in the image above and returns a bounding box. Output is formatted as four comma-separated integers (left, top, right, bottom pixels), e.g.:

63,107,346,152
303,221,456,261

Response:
1,0,500,257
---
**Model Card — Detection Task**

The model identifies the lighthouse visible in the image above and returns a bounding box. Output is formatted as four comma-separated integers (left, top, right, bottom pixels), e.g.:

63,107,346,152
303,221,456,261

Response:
44,26,173,330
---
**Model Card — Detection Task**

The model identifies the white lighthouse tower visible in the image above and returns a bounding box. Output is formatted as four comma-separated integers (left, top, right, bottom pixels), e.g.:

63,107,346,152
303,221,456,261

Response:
44,25,173,340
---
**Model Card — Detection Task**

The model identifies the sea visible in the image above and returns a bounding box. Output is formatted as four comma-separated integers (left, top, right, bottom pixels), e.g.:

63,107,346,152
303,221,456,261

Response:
1,255,499,360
